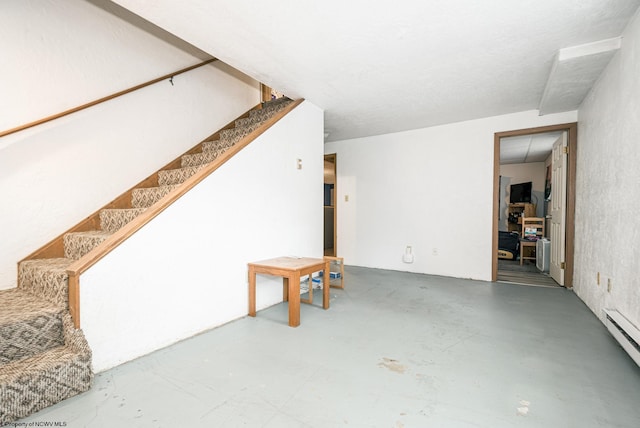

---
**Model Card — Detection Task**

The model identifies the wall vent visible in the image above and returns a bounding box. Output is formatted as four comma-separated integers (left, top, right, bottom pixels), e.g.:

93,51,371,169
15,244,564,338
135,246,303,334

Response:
603,309,640,367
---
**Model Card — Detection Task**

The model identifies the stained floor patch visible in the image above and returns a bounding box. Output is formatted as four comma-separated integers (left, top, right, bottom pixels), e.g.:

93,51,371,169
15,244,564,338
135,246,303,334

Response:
378,357,407,374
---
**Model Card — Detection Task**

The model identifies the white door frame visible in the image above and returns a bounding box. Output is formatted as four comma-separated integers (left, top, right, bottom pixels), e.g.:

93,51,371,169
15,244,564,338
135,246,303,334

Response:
492,123,577,287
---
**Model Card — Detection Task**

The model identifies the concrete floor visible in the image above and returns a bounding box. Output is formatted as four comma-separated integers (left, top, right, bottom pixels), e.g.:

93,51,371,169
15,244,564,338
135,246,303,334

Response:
21,267,640,427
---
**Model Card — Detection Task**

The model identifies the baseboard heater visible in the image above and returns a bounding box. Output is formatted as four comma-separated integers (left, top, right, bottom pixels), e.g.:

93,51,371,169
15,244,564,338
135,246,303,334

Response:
603,308,640,367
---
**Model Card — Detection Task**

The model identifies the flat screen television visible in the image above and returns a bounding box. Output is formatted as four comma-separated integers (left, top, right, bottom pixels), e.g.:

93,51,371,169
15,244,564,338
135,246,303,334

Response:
510,181,532,203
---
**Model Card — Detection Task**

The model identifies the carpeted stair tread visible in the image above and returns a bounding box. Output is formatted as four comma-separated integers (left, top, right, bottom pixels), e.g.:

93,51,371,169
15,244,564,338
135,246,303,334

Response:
235,114,272,128
0,315,92,424
218,126,257,146
203,125,256,151
219,123,261,141
131,185,180,208
181,150,224,168
99,208,146,233
63,231,112,260
0,289,64,366
18,258,73,308
247,107,280,120
248,100,291,119
201,139,233,154
157,165,204,186
201,123,264,150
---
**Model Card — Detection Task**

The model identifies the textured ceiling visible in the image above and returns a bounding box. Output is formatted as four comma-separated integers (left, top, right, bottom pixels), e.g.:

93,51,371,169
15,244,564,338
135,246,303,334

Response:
110,0,640,142
500,132,563,165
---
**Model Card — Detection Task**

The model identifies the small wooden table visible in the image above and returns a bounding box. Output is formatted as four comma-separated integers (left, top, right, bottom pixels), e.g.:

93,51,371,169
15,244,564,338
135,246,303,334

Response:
248,257,329,327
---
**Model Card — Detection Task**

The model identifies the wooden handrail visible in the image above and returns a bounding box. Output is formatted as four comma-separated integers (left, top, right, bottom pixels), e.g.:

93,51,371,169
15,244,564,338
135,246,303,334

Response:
0,58,217,138
65,98,304,327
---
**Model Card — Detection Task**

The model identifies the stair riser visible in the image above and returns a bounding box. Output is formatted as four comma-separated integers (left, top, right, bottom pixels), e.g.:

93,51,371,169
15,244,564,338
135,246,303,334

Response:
63,234,110,260
201,140,231,154
157,166,203,186
0,352,92,424
131,186,178,208
0,289,65,366
99,209,146,233
219,123,260,141
0,355,92,424
199,130,252,153
235,115,268,128
18,258,72,308
215,132,247,148
0,315,64,365
181,151,222,168
0,315,92,424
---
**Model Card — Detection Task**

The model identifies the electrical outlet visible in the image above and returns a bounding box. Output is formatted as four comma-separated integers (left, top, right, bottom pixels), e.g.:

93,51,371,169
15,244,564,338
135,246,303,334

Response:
432,248,438,256
597,272,600,285
607,278,612,293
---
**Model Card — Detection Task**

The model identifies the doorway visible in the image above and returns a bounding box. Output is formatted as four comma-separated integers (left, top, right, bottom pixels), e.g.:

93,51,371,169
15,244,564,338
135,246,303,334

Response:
492,123,577,287
324,154,337,256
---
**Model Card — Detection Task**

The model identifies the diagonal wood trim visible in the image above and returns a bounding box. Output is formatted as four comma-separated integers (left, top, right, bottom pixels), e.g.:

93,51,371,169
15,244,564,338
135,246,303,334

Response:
68,274,80,328
64,98,304,327
0,59,216,138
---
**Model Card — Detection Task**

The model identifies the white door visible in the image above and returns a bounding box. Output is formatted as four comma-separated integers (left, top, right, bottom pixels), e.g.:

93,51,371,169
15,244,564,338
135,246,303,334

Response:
550,132,567,285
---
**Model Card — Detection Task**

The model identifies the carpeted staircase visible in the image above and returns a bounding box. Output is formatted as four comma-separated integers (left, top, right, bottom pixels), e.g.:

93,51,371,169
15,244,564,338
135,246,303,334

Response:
0,97,293,423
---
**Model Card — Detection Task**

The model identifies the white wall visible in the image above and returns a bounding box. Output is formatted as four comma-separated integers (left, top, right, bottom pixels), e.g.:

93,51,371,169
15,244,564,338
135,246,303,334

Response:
324,109,577,281
81,101,324,372
0,0,259,290
574,10,640,328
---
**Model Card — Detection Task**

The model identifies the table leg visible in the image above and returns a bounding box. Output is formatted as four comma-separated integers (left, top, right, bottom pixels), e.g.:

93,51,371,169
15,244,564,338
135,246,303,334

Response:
288,272,301,327
322,260,330,309
283,277,289,302
248,266,256,317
